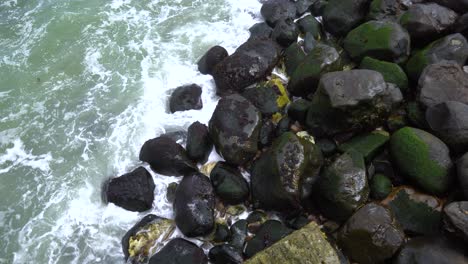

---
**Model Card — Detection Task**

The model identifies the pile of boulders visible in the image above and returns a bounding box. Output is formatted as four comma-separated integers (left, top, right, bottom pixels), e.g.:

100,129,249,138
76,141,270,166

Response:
102,0,468,263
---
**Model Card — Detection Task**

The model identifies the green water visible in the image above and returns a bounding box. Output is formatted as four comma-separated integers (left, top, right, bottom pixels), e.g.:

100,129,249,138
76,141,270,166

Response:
0,0,260,262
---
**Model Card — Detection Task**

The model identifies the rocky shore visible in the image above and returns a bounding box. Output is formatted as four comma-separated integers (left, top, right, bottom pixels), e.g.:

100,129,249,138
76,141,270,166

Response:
103,0,468,263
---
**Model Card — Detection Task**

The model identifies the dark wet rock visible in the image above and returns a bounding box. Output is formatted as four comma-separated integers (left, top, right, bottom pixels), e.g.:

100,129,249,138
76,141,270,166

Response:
303,32,317,54
428,0,468,14
406,101,429,129
305,70,403,136
241,78,290,117
166,182,178,204
338,203,405,264
372,155,400,185
400,3,458,44
198,46,228,75
288,43,345,97
406,33,468,80
248,22,273,40
343,20,410,64
163,130,187,145
169,84,203,113
210,162,249,205
360,56,408,92
209,94,261,165
367,0,402,21
315,150,369,221
297,15,322,39
390,127,453,195
229,220,248,250
284,42,306,76
209,244,243,264
212,39,280,95
286,215,310,230
186,121,213,164
271,19,299,47
105,167,155,212
251,132,323,211
417,61,468,109
382,186,443,235
243,220,293,258
148,238,207,264
394,236,468,264
275,116,291,137
174,172,215,237
310,0,327,16
316,138,337,157
287,98,311,125
457,152,468,199
139,136,197,176
443,201,468,242
295,0,316,16
246,211,268,233
258,118,276,148
122,215,174,263
322,0,370,37
260,0,297,27
338,131,390,162
213,223,231,243
370,173,392,200
455,13,468,38
426,101,468,153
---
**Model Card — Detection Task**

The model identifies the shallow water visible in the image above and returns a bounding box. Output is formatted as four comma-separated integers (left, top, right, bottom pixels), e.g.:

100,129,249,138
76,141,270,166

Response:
0,0,261,262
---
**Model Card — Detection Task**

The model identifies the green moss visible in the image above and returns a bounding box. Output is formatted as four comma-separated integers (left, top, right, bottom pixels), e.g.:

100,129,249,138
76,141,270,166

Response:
360,56,408,92
128,219,174,261
405,48,429,81
370,173,392,200
339,131,390,162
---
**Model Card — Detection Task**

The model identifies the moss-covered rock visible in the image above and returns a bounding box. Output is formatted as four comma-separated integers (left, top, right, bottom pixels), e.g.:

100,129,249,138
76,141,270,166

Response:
389,127,453,195
370,173,392,200
283,42,306,76
338,130,390,163
243,220,293,258
242,77,290,118
210,162,249,205
343,20,410,64
360,56,408,92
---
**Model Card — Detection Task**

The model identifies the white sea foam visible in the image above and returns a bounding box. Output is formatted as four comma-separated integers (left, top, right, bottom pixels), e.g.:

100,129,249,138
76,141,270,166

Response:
0,139,52,174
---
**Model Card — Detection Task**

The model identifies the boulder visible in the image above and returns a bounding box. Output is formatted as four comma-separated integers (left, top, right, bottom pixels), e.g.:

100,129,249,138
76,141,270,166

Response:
139,136,197,176
213,223,231,243
457,152,468,199
389,127,453,195
166,182,177,204
343,20,410,64
315,150,369,221
296,15,322,39
229,220,248,250
148,238,207,264
428,0,468,14
287,98,311,125
295,0,316,16
174,172,215,237
186,121,213,164
209,94,261,165
322,0,370,37
367,0,403,21
251,132,323,211
271,19,299,47
310,0,327,16
169,84,203,113
243,220,293,258
212,39,280,95
105,167,155,212
455,13,468,38
394,237,468,264
360,56,408,92
248,22,273,40
210,162,249,205
370,173,392,200
284,42,306,76
443,201,468,242
305,70,403,136
241,78,290,117
260,0,297,27
122,215,174,263
338,131,390,163
338,203,405,264
258,118,276,147
406,33,468,80
209,244,243,264
198,46,228,75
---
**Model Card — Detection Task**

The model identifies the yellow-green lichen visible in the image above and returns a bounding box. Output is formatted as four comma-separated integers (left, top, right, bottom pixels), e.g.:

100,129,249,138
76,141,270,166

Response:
128,219,174,260
200,162,217,176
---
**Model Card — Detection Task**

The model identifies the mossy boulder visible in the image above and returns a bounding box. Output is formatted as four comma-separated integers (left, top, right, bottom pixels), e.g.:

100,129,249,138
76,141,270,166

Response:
370,173,392,200
315,150,369,222
243,220,293,258
250,132,323,211
241,78,290,118
148,238,207,264
209,94,261,165
343,20,410,64
338,130,390,163
322,0,370,37
283,42,306,76
360,56,408,92
186,121,213,164
210,162,249,205
394,237,468,264
389,127,453,195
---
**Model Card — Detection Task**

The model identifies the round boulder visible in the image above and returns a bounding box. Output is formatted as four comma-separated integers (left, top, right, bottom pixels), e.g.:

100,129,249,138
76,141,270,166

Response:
443,201,468,242
197,46,228,75
322,0,370,37
148,238,207,264
248,22,273,40
186,121,213,164
260,0,297,27
210,162,249,205
169,84,203,113
271,19,299,47
209,244,243,264
243,220,293,258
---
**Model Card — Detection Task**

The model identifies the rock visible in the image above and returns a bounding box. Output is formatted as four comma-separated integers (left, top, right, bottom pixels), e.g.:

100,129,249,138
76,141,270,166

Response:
343,20,410,64
287,98,311,125
251,132,323,211
246,211,268,233
426,101,468,153
229,220,248,250
243,220,293,258
208,94,262,165
163,130,187,145
169,84,203,113
322,0,370,37
338,131,390,163
148,238,207,264
245,221,343,264
315,150,369,221
394,237,468,264
186,121,213,164
258,118,276,148
213,223,231,243
338,203,405,264
443,201,468,242
249,22,273,40
428,0,468,14
286,215,310,230
271,19,299,47
406,33,468,80
209,244,243,264
316,138,337,157
360,56,408,92
139,136,197,176
284,42,306,76
310,0,327,16
389,127,453,195
275,116,291,137
210,162,249,205
295,0,316,16
212,39,280,95
400,3,458,44
367,0,402,21
288,43,344,97
457,152,468,199
418,61,468,109
406,101,429,129
198,46,228,75
306,70,403,136
174,172,215,237
166,182,178,204
370,173,392,200
382,186,443,235
105,167,155,212
455,13,468,38
260,0,297,27
122,215,174,263
241,78,290,117
297,15,322,39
